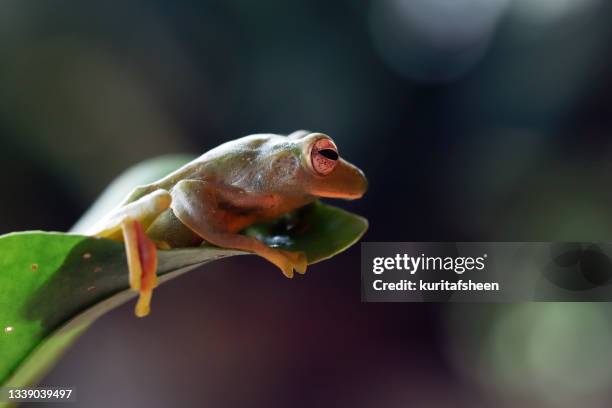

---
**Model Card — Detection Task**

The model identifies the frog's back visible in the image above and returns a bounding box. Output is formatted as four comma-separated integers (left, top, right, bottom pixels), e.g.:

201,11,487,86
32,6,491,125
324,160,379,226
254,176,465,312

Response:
115,133,291,247
142,134,282,192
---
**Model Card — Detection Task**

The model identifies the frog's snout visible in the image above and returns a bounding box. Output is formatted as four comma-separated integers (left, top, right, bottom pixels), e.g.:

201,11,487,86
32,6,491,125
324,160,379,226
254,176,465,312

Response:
339,163,367,199
313,158,368,200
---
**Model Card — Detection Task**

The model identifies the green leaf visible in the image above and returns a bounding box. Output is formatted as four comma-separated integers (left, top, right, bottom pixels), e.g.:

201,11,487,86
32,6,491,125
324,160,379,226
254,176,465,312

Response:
0,155,368,398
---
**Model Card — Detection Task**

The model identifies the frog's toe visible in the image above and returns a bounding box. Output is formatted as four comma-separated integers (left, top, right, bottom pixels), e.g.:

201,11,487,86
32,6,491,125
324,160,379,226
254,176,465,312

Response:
266,251,294,278
135,289,153,317
293,252,308,275
279,262,295,279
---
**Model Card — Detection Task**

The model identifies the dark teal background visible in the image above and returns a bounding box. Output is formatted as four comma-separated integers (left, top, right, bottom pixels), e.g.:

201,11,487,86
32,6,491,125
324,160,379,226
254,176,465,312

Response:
2,1,612,407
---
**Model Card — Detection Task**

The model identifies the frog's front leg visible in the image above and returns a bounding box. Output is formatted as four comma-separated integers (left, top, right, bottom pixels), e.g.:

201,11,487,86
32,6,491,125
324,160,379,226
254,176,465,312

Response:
88,189,172,317
170,179,307,278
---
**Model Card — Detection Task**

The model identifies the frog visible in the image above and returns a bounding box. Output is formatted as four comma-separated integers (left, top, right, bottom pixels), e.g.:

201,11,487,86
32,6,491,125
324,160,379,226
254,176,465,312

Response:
86,130,367,317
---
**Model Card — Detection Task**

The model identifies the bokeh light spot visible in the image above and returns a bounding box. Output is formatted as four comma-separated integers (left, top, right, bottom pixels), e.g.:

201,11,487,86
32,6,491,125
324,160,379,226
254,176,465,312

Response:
369,0,510,82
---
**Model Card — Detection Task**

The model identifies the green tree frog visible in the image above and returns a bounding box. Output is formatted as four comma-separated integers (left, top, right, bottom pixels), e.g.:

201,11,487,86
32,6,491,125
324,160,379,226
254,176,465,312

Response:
86,131,367,317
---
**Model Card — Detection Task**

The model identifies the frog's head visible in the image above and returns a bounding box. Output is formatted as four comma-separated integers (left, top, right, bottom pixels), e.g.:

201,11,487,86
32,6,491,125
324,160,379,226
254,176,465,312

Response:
288,131,368,200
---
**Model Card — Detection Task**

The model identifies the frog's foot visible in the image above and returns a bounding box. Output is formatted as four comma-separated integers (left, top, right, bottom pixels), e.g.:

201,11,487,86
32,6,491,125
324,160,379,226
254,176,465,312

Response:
269,249,307,278
121,218,158,317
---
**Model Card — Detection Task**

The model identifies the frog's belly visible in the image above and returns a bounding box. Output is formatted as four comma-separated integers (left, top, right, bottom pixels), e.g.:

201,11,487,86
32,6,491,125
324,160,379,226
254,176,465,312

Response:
145,208,203,248
145,207,271,249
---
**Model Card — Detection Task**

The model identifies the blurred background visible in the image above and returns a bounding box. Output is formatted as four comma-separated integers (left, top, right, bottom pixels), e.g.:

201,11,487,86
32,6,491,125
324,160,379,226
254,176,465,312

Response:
2,0,612,406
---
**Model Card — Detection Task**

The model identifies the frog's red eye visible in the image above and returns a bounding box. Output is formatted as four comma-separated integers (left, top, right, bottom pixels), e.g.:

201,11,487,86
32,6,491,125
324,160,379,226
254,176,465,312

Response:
311,138,338,176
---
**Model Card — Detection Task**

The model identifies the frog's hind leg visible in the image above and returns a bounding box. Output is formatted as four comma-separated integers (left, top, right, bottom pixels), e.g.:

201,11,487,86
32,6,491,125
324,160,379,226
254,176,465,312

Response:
89,189,172,317
170,179,308,278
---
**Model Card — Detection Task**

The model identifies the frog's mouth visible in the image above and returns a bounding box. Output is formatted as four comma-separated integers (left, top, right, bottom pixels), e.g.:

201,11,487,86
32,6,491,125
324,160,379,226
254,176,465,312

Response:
313,159,368,200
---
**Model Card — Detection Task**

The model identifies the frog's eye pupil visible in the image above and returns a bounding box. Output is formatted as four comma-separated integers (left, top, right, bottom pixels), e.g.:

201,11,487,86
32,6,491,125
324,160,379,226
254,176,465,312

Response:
319,149,338,161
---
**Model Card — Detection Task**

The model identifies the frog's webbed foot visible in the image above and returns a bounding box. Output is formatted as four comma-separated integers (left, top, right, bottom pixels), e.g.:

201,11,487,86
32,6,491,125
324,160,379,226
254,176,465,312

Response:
272,249,307,278
121,218,158,317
